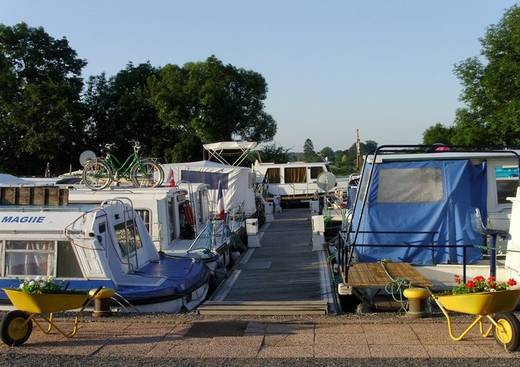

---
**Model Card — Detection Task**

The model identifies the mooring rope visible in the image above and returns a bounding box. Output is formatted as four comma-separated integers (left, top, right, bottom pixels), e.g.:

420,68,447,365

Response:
379,260,411,313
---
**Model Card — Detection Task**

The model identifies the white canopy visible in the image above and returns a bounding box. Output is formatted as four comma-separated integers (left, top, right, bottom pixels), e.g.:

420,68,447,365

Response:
203,141,258,151
203,141,257,166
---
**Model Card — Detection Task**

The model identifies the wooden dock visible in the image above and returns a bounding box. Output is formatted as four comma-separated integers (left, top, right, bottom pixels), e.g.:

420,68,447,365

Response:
199,208,328,315
345,263,432,288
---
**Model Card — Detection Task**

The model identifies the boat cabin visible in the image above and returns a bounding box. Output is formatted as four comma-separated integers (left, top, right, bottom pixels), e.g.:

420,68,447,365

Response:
341,147,520,288
68,186,210,252
253,161,333,201
0,198,210,312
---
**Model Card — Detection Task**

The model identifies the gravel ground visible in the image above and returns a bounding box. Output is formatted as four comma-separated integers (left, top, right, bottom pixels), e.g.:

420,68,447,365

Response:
2,355,520,367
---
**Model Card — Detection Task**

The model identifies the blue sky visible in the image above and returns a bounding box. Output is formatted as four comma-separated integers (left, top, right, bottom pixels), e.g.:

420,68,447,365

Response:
2,1,518,151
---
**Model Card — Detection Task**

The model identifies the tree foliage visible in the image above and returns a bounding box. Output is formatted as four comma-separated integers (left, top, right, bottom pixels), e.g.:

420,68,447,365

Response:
0,23,86,175
149,56,276,161
84,62,170,159
319,146,335,162
257,143,290,163
423,5,520,146
0,24,278,174
303,138,320,162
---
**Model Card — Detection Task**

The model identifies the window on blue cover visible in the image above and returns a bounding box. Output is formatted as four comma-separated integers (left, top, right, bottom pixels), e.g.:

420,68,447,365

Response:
377,168,443,203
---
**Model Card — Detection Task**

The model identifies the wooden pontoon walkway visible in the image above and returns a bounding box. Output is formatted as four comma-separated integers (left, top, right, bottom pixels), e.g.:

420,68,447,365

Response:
199,208,329,315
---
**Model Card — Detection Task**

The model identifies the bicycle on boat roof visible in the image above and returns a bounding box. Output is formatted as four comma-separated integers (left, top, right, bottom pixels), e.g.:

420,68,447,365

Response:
82,141,164,190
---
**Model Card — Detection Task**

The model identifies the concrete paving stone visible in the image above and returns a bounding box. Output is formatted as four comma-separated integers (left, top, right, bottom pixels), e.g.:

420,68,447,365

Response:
185,321,248,338
146,337,212,358
362,324,412,334
16,338,106,356
245,322,267,333
364,331,421,345
314,344,371,358
258,345,314,358
121,324,175,336
94,335,164,357
264,323,314,335
314,333,367,346
424,343,492,358
314,323,364,334
202,346,259,358
369,344,429,358
165,342,211,358
168,324,192,337
263,334,313,347
210,335,264,348
411,324,492,345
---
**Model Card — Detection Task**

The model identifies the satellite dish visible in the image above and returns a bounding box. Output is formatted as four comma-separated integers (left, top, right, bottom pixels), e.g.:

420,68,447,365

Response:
79,150,97,167
316,171,337,192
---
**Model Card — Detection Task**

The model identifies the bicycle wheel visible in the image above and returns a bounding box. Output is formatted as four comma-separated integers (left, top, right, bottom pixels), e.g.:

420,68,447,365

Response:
82,160,112,190
130,159,164,188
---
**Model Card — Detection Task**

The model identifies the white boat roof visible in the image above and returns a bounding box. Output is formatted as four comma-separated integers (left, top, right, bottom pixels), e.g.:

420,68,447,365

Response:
368,151,520,163
254,161,329,167
68,187,188,203
0,174,57,187
203,141,257,151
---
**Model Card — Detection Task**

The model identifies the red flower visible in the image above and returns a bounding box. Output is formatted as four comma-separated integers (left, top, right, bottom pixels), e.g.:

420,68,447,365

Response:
487,276,496,283
473,275,485,282
454,275,461,284
507,278,517,287
466,280,476,289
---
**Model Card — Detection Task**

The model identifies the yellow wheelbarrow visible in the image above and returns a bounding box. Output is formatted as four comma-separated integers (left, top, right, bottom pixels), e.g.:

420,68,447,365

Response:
0,287,104,346
430,288,520,351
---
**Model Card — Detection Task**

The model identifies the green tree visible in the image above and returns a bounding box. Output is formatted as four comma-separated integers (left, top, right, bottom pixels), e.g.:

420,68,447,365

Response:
303,138,320,162
319,146,335,162
257,143,290,163
423,5,520,146
84,62,171,159
423,123,454,145
0,23,87,175
149,56,276,161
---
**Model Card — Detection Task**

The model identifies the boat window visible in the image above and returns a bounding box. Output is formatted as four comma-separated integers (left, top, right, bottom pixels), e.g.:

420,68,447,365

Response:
377,168,443,203
136,209,151,234
56,241,83,278
266,168,281,184
495,167,519,204
310,166,324,179
4,240,55,276
284,167,307,183
114,220,143,257
98,222,106,234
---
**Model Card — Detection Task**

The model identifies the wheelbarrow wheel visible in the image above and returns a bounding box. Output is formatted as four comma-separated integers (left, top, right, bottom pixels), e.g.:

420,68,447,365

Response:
494,312,520,351
1,310,33,346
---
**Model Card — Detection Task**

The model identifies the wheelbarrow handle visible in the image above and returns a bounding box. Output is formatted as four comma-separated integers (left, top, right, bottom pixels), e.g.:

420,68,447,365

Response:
81,286,103,308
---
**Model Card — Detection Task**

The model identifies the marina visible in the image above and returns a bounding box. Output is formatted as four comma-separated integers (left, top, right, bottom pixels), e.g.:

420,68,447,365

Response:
3,3,520,363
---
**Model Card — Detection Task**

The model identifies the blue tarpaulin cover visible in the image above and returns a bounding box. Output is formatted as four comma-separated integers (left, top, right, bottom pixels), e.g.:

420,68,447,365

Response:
350,159,487,265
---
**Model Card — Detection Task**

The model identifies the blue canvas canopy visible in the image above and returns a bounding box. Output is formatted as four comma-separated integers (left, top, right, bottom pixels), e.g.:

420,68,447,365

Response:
350,159,487,265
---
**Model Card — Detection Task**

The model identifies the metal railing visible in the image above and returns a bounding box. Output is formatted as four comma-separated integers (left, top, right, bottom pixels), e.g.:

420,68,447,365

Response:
338,230,486,284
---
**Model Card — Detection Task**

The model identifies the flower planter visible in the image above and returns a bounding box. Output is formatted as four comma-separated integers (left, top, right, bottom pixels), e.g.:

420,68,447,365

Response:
436,289,520,315
3,289,88,314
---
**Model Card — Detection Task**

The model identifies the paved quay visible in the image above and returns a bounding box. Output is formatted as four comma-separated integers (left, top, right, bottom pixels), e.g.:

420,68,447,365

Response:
2,314,520,366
